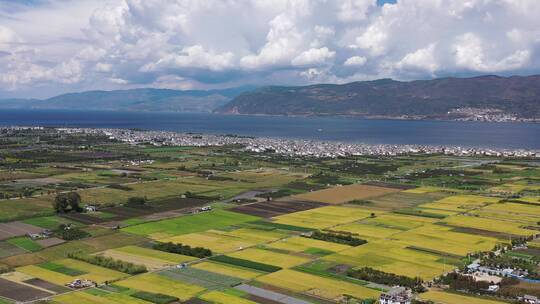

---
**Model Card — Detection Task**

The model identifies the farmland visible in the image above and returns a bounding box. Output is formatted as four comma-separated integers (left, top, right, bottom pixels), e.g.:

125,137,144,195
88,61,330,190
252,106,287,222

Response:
0,128,538,303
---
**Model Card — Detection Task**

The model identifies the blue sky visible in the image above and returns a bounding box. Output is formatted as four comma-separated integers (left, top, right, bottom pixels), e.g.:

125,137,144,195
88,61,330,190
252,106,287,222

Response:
0,0,539,98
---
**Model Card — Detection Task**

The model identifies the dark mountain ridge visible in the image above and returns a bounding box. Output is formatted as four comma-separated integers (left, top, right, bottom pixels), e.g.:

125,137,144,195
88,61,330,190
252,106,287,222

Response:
216,75,540,120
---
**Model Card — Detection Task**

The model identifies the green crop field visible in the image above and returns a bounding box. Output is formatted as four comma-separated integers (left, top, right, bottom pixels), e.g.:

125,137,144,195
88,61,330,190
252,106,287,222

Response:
122,209,259,238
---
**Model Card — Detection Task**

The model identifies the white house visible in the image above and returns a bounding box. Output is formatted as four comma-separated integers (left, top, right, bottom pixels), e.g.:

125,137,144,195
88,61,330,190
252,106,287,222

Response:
379,287,412,304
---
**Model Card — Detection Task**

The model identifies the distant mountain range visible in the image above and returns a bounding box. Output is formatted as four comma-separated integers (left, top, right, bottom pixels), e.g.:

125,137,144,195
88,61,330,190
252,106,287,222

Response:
216,75,540,121
1,75,540,121
0,87,251,113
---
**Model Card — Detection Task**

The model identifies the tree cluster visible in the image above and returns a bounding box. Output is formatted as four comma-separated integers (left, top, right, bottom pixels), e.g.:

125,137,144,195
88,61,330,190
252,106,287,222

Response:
153,241,212,258
306,231,367,246
53,192,83,213
67,251,147,274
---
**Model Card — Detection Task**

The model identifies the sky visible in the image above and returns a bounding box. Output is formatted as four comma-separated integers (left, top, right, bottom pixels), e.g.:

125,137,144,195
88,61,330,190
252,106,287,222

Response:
1,0,540,98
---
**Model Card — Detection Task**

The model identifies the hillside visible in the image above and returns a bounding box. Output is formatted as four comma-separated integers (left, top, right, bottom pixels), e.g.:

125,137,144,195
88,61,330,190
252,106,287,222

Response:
0,87,249,113
216,75,540,120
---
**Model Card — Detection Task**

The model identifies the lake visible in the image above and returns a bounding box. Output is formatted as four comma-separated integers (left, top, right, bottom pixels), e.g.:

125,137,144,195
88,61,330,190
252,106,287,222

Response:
0,109,539,149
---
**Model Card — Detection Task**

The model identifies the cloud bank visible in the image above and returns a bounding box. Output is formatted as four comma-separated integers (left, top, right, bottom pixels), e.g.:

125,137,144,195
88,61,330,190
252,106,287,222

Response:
1,0,540,97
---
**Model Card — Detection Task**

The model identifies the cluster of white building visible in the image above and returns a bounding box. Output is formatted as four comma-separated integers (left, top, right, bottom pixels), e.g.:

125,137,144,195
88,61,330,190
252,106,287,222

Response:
74,127,540,159
6,126,538,159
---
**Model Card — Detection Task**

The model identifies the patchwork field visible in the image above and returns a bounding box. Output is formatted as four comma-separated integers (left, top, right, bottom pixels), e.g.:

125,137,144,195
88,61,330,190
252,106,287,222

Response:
18,258,128,285
256,269,380,301
98,245,195,271
122,209,259,239
272,205,375,229
115,273,205,301
267,235,351,254
291,184,401,204
419,290,506,304
420,195,500,212
323,241,449,279
162,228,286,254
192,261,264,280
229,248,311,268
200,290,257,304
230,200,327,218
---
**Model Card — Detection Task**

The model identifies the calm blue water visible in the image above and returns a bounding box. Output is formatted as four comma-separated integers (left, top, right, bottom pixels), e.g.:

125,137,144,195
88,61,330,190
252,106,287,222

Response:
0,109,539,149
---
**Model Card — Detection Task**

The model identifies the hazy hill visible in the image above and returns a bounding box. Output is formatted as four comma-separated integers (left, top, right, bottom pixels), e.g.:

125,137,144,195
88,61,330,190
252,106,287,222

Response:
216,75,540,119
0,87,249,113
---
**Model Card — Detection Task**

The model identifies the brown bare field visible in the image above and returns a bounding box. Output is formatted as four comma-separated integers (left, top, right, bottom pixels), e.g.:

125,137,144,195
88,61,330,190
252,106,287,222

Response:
0,277,53,302
0,221,44,241
290,184,402,204
230,200,327,218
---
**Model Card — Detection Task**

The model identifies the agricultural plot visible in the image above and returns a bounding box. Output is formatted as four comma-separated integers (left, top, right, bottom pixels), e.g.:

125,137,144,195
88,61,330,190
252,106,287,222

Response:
0,221,44,241
159,267,242,290
0,277,53,302
6,237,42,252
267,236,351,254
323,241,449,280
0,196,55,222
291,184,401,204
115,272,205,301
272,206,375,229
419,291,506,304
53,289,151,304
228,248,311,268
420,195,500,212
22,216,81,230
17,258,128,285
256,269,380,301
0,241,26,258
332,222,403,241
122,209,259,239
98,245,195,271
162,228,286,254
192,261,264,280
361,191,450,211
199,290,257,304
391,224,499,257
440,214,537,236
230,200,327,218
79,178,220,205
360,213,437,231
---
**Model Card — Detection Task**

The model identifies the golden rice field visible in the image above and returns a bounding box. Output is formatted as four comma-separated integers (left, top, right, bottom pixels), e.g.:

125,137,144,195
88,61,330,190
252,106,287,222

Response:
98,246,195,271
404,186,449,194
162,227,288,254
482,202,540,217
256,269,380,300
488,183,540,194
420,195,500,212
17,259,127,285
192,261,264,280
333,222,403,240
323,241,448,280
115,273,205,301
420,291,506,304
391,224,499,256
267,236,351,253
441,215,536,236
161,230,256,254
361,213,437,231
54,290,150,304
272,206,376,229
229,248,311,268
291,184,401,204
199,291,257,304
